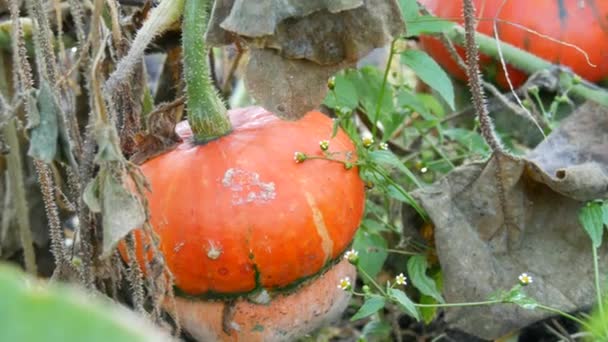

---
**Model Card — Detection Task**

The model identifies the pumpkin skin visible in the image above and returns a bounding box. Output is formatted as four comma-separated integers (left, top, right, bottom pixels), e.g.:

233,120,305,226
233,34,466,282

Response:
131,106,365,297
419,0,608,88
169,258,356,342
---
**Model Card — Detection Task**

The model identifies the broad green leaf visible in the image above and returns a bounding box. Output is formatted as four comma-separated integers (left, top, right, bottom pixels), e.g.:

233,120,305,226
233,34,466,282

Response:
369,150,423,188
389,288,420,321
324,74,358,110
579,201,605,248
0,264,171,342
361,318,392,339
406,16,455,37
351,296,386,321
396,88,433,120
401,50,455,109
419,294,438,324
398,0,420,22
407,255,445,303
353,230,388,278
603,203,608,225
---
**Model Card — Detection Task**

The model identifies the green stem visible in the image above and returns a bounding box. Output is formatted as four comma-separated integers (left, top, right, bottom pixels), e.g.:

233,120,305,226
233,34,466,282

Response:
182,0,231,143
414,299,501,308
591,246,607,335
443,26,608,107
358,266,388,297
536,304,591,330
372,39,396,137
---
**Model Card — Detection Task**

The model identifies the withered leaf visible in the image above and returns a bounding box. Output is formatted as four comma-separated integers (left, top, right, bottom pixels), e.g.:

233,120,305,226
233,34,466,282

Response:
405,102,608,339
100,168,146,259
27,81,58,163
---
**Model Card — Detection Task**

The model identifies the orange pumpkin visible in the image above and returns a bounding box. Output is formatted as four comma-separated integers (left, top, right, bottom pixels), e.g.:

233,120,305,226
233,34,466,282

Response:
131,106,365,297
419,0,608,88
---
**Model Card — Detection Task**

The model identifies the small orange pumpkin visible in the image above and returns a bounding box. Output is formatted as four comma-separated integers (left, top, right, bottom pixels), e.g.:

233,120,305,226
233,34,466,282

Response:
130,106,365,298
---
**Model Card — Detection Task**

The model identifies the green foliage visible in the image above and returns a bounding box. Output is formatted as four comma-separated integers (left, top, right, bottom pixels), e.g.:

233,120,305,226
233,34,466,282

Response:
579,201,608,248
400,50,455,110
0,264,170,342
353,229,388,279
388,288,420,321
407,255,444,303
351,295,386,321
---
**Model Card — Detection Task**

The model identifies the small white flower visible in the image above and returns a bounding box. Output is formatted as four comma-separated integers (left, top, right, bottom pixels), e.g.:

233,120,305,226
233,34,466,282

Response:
344,249,359,264
319,140,330,151
338,277,352,291
518,273,533,286
294,151,306,163
379,142,388,150
362,133,374,148
395,273,407,286
420,167,428,174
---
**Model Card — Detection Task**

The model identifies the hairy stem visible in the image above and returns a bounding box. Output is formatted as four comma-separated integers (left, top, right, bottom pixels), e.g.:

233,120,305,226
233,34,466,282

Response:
3,119,37,275
182,0,231,142
462,0,504,154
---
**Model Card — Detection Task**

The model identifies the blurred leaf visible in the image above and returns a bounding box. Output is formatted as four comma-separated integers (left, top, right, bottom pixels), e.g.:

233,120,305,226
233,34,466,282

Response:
389,288,420,321
362,218,391,233
325,74,358,110
406,16,455,37
353,230,388,278
0,264,171,342
419,294,438,324
416,93,445,117
369,150,422,188
396,88,433,120
361,318,392,339
28,81,58,163
443,128,490,155
83,177,102,213
351,296,386,321
407,255,445,303
579,201,605,248
401,50,454,109
399,0,419,22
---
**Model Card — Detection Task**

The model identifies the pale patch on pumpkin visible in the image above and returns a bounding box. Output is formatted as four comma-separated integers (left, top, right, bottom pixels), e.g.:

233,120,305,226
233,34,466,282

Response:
304,192,334,262
206,240,223,260
221,168,277,205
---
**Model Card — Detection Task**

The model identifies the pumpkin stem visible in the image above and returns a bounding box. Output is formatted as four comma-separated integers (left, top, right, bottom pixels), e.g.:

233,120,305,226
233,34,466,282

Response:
183,0,231,142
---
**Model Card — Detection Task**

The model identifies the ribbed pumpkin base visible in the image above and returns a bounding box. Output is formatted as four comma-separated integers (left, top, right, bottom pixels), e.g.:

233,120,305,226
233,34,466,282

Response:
166,259,356,342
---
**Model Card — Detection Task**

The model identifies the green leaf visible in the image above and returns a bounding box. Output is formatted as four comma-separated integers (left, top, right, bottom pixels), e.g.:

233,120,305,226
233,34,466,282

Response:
603,203,608,226
419,295,439,324
389,288,420,321
396,88,434,120
0,264,171,342
28,81,59,163
406,16,455,37
368,150,423,188
579,201,605,248
353,230,388,279
324,74,358,110
351,296,386,321
361,318,392,339
407,255,445,303
401,50,455,110
498,285,539,310
398,0,420,21
444,128,490,155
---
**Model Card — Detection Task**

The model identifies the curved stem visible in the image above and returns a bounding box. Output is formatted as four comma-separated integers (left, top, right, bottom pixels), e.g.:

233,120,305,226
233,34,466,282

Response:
536,304,591,330
182,0,231,142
